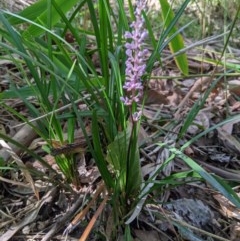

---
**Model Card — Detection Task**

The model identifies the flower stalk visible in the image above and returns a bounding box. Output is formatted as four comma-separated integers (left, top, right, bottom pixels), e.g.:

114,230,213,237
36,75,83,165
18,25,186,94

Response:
120,0,148,122
118,0,149,210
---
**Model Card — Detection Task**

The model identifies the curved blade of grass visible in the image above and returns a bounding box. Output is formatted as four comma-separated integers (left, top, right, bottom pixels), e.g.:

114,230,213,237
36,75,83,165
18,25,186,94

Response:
152,170,202,186
0,13,60,121
7,0,63,25
0,11,101,105
0,12,41,89
168,146,240,208
181,114,240,151
159,0,188,75
0,44,85,101
1,10,99,87
179,74,222,138
50,0,88,47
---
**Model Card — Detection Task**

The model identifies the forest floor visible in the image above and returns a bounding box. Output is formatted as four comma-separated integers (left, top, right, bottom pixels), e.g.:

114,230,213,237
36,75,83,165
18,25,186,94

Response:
1,3,240,241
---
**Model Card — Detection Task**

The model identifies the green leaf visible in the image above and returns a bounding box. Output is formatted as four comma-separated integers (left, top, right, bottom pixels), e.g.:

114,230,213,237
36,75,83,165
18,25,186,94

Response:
8,0,53,25
106,123,142,196
159,0,189,75
125,123,142,196
15,0,81,38
0,85,37,99
106,125,131,172
92,110,113,189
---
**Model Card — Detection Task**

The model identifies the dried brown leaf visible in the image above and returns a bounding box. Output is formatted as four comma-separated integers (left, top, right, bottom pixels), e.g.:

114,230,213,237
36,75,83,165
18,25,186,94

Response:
217,128,240,155
214,194,240,220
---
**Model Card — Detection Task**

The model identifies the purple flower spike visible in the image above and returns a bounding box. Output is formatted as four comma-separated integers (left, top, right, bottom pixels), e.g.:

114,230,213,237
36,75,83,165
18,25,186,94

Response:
121,0,148,121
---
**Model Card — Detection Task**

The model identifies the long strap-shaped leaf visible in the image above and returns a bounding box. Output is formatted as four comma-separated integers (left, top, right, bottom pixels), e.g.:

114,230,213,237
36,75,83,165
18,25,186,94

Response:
159,0,189,75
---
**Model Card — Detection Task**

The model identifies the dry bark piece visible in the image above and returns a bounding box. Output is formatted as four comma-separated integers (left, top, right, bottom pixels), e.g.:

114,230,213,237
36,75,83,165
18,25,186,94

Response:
0,123,38,162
